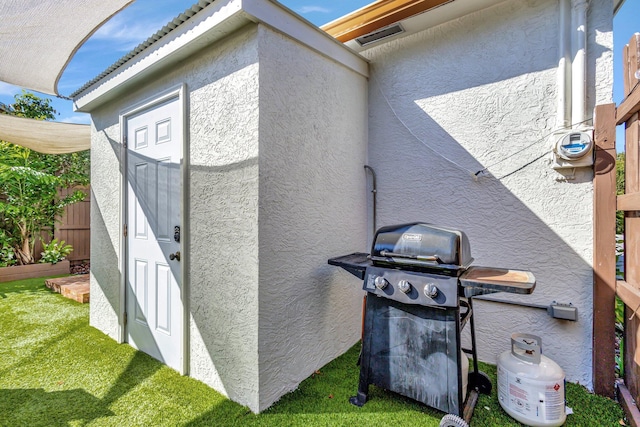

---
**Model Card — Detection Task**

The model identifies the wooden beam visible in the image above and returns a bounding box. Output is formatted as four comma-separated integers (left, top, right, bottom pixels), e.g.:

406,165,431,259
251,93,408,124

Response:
624,43,631,97
619,192,640,212
625,111,640,401
628,115,640,192
628,34,640,97
627,115,640,287
617,87,640,125
593,103,617,398
321,0,452,43
618,34,640,125
618,380,640,427
618,280,640,369
618,280,640,314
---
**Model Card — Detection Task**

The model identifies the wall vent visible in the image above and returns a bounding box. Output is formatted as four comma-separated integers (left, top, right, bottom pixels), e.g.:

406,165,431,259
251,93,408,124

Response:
356,24,405,46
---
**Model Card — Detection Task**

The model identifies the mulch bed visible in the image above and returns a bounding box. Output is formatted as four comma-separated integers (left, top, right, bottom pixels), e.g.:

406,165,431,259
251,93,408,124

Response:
71,261,90,275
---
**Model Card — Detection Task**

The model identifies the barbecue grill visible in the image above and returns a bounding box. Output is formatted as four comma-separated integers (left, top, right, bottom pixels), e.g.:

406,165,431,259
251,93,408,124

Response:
329,223,535,426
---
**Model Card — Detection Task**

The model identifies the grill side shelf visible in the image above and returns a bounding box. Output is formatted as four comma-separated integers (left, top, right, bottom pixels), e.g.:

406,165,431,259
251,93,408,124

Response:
459,266,536,295
328,252,371,280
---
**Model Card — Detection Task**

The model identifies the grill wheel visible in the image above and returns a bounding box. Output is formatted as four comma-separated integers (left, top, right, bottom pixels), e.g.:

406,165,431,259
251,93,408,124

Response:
439,414,469,427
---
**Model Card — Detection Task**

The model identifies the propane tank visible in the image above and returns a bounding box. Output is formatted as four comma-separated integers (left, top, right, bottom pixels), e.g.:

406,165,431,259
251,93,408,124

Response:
497,333,566,427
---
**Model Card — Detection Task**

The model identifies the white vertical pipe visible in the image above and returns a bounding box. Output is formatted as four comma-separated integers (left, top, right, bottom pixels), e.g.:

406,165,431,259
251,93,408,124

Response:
571,0,588,127
557,0,571,129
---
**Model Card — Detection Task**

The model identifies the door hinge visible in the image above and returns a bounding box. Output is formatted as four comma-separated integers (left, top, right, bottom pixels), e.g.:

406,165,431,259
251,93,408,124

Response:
123,224,128,237
123,311,128,326
123,135,128,149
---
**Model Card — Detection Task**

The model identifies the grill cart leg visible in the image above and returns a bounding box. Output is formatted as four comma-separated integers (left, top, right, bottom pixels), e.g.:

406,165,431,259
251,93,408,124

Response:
467,297,492,395
350,296,372,407
349,352,370,406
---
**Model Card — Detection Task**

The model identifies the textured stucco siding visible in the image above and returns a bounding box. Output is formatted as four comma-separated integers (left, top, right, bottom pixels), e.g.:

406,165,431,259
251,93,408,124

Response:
88,26,262,410
89,117,123,341
256,26,368,410
187,27,261,411
361,0,612,388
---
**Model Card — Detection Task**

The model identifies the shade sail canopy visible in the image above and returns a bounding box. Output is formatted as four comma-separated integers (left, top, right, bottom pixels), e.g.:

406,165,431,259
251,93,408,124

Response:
0,0,134,96
0,114,90,154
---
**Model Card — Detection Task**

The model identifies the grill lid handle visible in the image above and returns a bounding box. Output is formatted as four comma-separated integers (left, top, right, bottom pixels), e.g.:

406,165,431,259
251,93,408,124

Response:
379,250,442,263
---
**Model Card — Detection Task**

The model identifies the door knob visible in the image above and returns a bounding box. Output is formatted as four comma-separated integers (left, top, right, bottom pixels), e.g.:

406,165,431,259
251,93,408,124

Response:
169,251,181,262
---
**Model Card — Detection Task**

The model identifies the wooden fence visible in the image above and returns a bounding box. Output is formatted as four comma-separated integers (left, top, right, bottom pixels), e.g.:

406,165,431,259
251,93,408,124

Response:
594,33,640,422
34,186,90,263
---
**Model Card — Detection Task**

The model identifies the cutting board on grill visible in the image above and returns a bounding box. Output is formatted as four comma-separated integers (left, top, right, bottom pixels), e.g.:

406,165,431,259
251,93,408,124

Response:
460,266,535,294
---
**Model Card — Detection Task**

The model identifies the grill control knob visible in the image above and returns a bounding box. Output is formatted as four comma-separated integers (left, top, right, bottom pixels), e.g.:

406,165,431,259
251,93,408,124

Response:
398,280,411,294
424,283,439,299
374,276,389,290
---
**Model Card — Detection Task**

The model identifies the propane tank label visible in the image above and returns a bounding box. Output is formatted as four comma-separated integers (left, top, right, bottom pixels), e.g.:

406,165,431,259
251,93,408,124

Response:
498,364,565,423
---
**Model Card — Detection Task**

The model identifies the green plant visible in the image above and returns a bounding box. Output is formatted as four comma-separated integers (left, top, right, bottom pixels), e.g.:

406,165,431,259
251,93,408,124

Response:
617,153,625,235
0,229,16,267
0,246,15,268
0,92,89,265
39,238,73,264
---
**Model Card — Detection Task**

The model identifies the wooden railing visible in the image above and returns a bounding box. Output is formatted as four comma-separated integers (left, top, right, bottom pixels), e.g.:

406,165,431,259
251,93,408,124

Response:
594,33,640,419
618,33,640,409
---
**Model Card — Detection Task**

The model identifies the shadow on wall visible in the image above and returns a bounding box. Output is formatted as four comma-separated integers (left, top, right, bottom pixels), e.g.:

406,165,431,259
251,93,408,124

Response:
91,136,170,359
188,158,260,403
98,128,263,405
362,0,611,386
90,186,122,336
368,86,595,384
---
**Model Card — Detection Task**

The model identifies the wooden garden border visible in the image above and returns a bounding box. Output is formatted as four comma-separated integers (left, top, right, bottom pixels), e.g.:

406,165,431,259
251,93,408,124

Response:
0,260,70,283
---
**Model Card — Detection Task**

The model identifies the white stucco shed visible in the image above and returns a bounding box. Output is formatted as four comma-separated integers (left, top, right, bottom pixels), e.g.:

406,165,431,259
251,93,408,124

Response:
73,0,614,414
73,0,368,412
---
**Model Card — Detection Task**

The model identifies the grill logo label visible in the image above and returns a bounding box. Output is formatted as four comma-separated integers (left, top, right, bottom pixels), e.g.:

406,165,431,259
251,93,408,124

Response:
402,233,422,242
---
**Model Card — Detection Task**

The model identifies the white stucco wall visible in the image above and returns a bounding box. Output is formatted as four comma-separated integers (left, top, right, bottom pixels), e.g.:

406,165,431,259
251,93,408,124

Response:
87,26,262,410
256,26,368,411
186,27,261,411
86,18,368,412
89,116,124,341
360,0,612,388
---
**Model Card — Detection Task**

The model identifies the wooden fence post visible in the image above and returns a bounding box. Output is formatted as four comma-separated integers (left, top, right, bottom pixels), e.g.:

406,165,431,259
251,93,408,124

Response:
593,103,617,398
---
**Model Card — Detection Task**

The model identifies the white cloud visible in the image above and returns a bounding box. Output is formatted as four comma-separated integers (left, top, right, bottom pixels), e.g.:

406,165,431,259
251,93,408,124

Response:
59,114,91,125
297,5,331,14
0,82,21,97
92,13,171,51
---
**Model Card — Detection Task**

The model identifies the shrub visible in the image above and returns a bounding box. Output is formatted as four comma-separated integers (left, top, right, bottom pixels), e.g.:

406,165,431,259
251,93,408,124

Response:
0,229,16,267
39,239,73,264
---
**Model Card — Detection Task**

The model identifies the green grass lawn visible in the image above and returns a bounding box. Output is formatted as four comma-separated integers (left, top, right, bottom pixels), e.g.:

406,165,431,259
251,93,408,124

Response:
0,277,624,426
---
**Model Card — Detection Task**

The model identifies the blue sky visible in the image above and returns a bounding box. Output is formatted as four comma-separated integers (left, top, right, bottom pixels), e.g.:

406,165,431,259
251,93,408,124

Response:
0,0,371,123
0,0,638,152
614,0,640,152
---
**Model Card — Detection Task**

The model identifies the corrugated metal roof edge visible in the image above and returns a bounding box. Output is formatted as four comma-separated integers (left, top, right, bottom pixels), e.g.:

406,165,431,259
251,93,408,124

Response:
70,0,214,98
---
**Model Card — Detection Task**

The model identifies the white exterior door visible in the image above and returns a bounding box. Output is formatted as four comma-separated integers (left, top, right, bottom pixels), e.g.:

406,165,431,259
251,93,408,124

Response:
125,95,183,371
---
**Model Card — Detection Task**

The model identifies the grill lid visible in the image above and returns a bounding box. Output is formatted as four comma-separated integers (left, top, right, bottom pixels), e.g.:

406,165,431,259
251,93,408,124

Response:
370,223,473,272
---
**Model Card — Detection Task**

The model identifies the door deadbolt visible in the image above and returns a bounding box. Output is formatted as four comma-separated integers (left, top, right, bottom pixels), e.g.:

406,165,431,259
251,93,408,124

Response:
174,226,180,243
169,251,181,262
